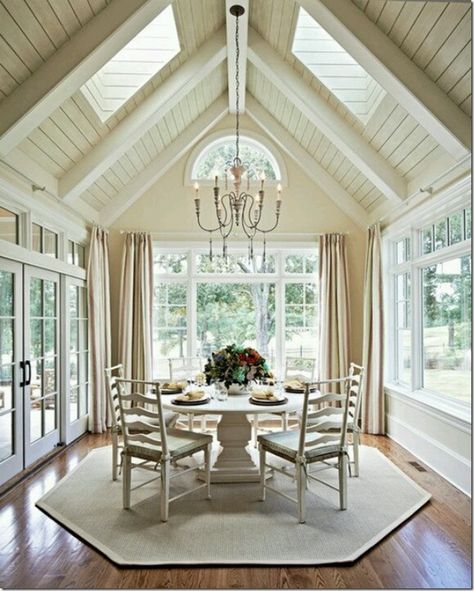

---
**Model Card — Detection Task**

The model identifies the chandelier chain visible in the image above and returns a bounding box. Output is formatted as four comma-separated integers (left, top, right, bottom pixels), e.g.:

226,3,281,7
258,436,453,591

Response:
235,12,240,162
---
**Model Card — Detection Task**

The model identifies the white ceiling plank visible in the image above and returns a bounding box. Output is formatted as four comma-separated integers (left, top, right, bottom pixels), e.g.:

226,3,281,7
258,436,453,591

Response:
298,0,471,160
225,0,248,113
99,95,228,226
247,27,406,203
60,28,227,205
2,149,59,198
0,0,172,156
246,95,369,230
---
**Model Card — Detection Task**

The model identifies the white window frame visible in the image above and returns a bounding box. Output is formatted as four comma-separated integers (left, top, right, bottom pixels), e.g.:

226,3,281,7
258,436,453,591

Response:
153,243,318,377
383,177,471,422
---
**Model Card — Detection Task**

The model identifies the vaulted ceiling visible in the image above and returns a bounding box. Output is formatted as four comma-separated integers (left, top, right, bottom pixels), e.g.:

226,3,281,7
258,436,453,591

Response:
0,0,471,228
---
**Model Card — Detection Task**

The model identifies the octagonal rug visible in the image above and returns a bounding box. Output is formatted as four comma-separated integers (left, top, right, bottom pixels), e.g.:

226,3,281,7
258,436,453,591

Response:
36,445,430,566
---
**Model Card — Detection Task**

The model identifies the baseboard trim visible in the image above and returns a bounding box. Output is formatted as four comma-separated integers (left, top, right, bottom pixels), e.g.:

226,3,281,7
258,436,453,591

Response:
386,414,471,497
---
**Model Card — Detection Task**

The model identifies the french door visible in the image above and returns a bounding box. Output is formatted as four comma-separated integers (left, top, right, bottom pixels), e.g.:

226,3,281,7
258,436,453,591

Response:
0,257,88,487
24,266,61,466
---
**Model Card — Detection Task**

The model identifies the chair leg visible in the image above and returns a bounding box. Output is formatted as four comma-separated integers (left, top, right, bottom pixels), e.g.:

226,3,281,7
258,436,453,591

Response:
122,454,131,509
259,446,266,501
297,462,306,523
160,460,170,522
205,443,212,499
353,431,360,477
339,454,348,510
112,430,118,481
253,416,259,448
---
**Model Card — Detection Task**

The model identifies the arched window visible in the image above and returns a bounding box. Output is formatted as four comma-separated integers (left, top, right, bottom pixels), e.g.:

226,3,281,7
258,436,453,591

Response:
191,135,282,182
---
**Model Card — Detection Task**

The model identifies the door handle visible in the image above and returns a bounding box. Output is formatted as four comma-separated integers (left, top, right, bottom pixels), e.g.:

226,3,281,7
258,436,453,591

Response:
19,361,25,387
25,360,31,386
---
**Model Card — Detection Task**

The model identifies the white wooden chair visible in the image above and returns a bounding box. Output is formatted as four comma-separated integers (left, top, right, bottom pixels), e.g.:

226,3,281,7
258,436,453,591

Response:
115,377,213,522
258,375,352,523
251,357,316,445
104,364,178,481
169,357,211,431
306,363,365,477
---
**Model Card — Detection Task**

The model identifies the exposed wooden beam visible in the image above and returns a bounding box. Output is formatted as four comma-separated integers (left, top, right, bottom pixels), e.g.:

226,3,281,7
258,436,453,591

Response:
248,27,406,203
298,0,471,160
246,95,369,230
99,95,228,226
61,28,227,205
226,0,248,113
0,0,172,156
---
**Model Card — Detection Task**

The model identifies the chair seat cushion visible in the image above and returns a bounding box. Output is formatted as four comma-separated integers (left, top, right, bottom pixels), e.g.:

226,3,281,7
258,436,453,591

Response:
258,430,344,463
124,428,212,462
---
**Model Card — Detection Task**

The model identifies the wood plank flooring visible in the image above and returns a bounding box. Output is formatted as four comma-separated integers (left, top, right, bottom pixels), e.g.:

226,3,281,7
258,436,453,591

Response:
0,433,471,589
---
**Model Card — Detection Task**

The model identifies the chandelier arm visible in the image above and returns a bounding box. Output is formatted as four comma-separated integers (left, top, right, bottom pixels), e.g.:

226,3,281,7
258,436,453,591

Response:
254,213,281,234
240,194,260,236
218,192,234,228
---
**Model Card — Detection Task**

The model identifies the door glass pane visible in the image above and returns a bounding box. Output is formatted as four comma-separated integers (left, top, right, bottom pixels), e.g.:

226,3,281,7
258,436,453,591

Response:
30,278,42,317
0,413,13,461
44,281,56,317
79,382,88,417
30,402,42,441
44,320,56,357
0,319,13,365
423,256,471,402
44,396,56,433
70,353,78,387
0,207,18,244
70,387,79,421
285,283,318,359
0,271,13,316
43,229,57,258
0,365,12,410
30,319,42,358
30,359,43,400
44,357,56,394
69,285,78,317
32,223,42,252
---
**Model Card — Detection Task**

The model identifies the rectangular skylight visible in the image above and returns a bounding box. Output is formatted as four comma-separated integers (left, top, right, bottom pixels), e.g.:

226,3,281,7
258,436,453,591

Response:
292,8,385,125
81,5,180,122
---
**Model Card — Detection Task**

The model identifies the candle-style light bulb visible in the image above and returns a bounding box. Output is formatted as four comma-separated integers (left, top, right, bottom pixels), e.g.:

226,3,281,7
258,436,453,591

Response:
260,171,266,191
193,182,200,203
277,183,282,202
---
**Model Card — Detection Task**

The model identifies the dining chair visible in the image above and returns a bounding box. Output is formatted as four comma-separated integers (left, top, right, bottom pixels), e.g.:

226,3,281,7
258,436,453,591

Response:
258,375,352,523
104,364,179,481
306,363,365,477
169,357,212,431
115,377,213,522
251,357,316,445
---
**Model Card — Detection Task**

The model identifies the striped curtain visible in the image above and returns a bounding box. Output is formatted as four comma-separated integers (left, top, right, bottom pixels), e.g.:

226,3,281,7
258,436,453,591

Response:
87,226,111,433
118,232,154,383
361,224,385,434
318,234,351,387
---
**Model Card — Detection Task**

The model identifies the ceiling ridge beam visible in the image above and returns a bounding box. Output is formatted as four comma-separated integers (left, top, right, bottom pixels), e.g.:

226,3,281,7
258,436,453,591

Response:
246,94,369,230
0,0,172,156
247,27,406,203
226,0,248,113
298,0,471,160
99,94,228,226
60,28,227,205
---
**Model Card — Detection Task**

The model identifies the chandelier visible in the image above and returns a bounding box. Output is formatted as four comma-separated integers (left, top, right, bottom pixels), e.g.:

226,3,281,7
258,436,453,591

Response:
192,3,282,264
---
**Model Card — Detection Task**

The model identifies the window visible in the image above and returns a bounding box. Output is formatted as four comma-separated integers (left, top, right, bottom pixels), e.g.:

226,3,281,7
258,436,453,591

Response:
80,6,180,122
192,136,281,182
153,248,318,378
69,284,89,421
32,223,58,258
388,204,471,408
0,207,18,244
68,240,86,268
292,8,386,125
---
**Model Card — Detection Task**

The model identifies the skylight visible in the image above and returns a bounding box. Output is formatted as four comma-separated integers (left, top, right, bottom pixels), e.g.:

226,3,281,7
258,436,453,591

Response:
80,6,180,123
292,8,386,125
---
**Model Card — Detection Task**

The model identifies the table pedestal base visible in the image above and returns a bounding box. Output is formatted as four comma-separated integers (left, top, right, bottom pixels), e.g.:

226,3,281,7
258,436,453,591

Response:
198,411,267,483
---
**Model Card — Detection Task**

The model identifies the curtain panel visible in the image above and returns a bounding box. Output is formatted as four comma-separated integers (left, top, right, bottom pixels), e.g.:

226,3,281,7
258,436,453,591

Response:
318,234,351,386
118,232,154,382
361,224,385,434
87,226,111,433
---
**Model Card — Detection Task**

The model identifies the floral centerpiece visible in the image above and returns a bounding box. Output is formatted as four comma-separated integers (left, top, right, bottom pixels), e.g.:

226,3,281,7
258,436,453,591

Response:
204,344,271,391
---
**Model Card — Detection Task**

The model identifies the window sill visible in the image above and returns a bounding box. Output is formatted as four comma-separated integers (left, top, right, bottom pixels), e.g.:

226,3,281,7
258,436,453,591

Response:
384,383,471,432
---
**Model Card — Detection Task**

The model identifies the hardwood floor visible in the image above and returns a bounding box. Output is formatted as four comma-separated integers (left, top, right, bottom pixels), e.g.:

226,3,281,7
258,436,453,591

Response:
0,433,471,589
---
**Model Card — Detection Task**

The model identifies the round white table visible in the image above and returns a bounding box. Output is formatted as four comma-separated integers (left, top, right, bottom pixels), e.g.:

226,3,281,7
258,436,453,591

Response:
163,392,304,483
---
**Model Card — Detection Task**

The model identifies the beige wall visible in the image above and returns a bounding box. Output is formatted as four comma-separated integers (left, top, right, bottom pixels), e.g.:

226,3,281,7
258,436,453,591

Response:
108,114,367,366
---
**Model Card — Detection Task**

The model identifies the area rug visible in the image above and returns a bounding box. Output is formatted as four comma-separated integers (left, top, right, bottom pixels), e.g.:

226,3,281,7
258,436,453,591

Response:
36,445,430,566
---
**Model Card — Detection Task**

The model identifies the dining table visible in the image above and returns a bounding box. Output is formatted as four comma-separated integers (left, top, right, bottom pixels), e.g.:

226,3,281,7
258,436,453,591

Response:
162,390,304,483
